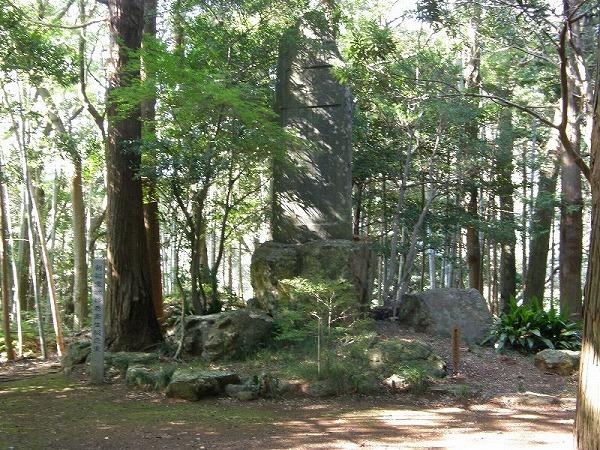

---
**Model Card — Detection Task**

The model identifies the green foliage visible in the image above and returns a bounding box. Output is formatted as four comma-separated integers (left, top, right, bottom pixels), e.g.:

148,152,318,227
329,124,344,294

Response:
273,277,360,345
398,366,431,395
483,298,582,353
0,311,54,359
0,0,76,83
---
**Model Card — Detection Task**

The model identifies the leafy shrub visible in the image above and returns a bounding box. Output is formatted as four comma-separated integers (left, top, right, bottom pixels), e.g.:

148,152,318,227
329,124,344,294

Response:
273,277,361,345
483,298,581,353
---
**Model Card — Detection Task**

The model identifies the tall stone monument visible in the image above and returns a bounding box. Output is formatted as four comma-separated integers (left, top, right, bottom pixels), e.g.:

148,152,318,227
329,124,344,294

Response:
250,10,374,310
272,11,353,243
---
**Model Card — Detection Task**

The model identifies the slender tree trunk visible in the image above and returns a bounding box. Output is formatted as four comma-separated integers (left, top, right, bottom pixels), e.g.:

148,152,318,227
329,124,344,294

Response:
496,107,516,312
72,156,88,329
3,179,23,356
25,190,46,359
463,5,483,293
559,82,583,321
353,182,363,237
524,110,561,304
16,202,30,311
105,0,162,351
237,241,243,300
0,162,14,361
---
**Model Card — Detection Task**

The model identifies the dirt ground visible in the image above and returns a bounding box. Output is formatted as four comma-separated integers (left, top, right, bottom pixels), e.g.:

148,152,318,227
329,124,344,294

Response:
0,328,578,450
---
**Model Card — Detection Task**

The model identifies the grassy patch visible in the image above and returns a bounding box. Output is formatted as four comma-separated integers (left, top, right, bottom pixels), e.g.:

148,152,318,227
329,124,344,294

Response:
0,373,279,449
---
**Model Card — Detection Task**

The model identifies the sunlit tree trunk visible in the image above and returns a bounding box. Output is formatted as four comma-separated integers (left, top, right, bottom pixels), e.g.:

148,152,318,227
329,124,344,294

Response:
72,156,88,329
3,179,23,356
575,32,600,450
0,160,14,361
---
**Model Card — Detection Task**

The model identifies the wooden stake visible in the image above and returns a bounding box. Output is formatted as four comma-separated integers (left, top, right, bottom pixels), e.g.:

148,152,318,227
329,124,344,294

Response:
452,327,461,375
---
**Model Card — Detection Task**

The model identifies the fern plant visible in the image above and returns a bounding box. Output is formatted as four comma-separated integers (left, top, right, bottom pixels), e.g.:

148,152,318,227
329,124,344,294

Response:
483,298,581,353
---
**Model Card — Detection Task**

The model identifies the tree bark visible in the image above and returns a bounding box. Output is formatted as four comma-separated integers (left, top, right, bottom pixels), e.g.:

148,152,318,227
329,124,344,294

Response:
524,109,561,304
496,107,516,311
141,0,163,323
463,3,482,293
0,161,14,361
575,48,600,449
16,201,30,310
105,0,162,351
559,82,583,321
72,156,88,329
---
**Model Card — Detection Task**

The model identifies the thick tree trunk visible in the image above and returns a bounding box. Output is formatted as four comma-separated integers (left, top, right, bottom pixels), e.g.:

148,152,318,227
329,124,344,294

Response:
72,157,88,329
105,0,162,351
575,36,600,449
559,86,583,321
143,193,163,322
466,188,482,292
496,108,516,311
141,0,163,323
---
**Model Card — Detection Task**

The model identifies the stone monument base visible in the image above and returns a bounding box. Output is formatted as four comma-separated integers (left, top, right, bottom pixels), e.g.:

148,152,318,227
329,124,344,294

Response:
250,240,375,311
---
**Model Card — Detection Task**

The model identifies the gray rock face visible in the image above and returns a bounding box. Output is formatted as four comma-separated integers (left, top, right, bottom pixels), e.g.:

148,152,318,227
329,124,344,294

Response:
251,240,375,309
273,11,353,243
165,369,240,401
534,349,580,376
182,309,273,361
396,288,493,344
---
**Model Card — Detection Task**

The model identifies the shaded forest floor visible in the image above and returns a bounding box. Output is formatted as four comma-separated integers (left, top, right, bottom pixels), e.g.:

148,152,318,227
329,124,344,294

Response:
0,327,578,449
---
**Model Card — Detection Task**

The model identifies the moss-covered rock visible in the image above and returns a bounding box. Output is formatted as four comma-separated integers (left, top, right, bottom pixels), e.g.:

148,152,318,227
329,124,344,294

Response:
165,369,240,401
125,364,176,391
534,349,580,376
250,240,375,310
104,352,160,375
367,338,447,379
62,341,91,374
183,309,273,361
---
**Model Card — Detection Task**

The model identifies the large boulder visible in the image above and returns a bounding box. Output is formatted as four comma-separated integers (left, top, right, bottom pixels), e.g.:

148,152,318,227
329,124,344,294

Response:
165,369,240,401
396,288,493,344
183,309,273,361
251,240,375,309
534,349,580,376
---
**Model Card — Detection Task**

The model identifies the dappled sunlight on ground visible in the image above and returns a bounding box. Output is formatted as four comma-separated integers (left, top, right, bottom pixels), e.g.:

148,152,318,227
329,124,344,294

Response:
0,367,576,449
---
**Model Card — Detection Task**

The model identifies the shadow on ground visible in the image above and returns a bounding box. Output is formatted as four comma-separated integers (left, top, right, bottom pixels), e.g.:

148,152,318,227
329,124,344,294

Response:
0,373,574,450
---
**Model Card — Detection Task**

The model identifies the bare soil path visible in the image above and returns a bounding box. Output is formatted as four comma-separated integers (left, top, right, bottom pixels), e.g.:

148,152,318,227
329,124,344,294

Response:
0,342,577,450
